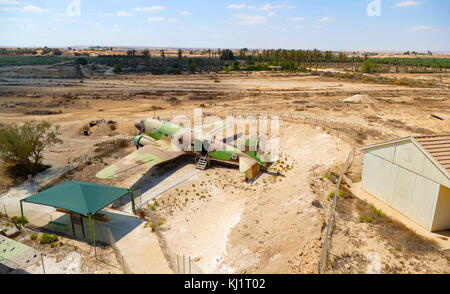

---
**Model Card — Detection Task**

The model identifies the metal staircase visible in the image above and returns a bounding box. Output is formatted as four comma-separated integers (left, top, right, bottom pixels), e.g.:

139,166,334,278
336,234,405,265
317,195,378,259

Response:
196,154,209,170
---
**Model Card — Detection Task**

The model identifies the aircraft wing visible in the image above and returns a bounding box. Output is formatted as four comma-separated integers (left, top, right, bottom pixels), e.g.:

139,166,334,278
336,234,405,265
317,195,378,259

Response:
96,145,185,179
200,120,229,136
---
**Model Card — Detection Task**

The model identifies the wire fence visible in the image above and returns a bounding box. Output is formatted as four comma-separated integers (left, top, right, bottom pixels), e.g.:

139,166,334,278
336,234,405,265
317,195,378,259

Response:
105,228,134,274
203,109,359,274
176,254,204,274
318,150,354,274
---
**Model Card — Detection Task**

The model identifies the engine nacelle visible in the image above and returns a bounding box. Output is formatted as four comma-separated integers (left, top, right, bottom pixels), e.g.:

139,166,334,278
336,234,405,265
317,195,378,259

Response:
133,135,154,149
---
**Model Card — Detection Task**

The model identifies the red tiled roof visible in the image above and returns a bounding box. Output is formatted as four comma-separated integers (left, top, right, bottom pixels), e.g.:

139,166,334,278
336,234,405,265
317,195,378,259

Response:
414,134,450,174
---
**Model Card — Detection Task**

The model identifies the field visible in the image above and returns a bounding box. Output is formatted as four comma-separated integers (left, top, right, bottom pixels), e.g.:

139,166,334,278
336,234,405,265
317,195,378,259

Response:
0,57,449,274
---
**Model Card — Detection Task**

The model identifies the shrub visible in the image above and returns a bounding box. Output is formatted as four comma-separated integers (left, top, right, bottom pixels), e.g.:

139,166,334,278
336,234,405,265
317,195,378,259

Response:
189,62,197,74
30,234,38,240
327,191,336,198
76,58,88,65
359,216,374,223
113,64,122,74
0,121,62,176
361,60,378,74
338,191,347,198
371,206,386,218
39,233,58,244
11,216,28,225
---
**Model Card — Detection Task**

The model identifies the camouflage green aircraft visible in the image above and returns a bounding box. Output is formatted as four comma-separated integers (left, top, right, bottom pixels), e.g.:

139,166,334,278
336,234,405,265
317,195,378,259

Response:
95,118,273,180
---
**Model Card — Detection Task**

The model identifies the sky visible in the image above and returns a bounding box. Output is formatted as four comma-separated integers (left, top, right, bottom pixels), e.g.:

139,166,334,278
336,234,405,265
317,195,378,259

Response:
0,0,449,51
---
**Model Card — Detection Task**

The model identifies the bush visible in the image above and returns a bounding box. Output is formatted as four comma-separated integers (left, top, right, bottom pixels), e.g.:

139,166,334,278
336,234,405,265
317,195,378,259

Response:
76,58,88,65
189,62,197,74
0,121,62,176
359,216,374,223
113,64,122,74
11,216,28,225
39,233,58,244
371,206,386,218
327,191,336,198
361,60,378,73
30,234,38,240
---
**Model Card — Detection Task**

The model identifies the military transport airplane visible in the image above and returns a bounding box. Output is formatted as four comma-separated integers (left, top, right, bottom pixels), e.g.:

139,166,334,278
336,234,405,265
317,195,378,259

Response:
95,118,273,180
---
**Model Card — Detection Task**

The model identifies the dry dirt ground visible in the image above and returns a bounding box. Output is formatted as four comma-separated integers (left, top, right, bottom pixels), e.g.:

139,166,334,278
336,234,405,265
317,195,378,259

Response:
0,65,449,273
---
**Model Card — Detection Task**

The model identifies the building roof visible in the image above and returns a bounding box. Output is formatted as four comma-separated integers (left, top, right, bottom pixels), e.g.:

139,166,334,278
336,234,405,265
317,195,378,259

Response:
0,235,42,270
23,181,130,216
414,134,450,173
361,133,450,177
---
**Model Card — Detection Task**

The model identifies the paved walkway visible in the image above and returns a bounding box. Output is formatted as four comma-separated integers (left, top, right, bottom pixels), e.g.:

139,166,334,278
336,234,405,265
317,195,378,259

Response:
349,182,450,251
124,168,201,213
0,165,76,224
114,222,173,274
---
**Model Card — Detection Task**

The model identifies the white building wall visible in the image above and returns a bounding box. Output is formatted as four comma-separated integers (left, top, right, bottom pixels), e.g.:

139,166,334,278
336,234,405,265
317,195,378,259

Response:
362,147,441,230
393,141,450,188
431,186,450,231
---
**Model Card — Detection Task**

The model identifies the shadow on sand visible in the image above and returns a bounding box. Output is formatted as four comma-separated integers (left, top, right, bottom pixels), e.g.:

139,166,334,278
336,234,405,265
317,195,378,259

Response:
43,209,143,245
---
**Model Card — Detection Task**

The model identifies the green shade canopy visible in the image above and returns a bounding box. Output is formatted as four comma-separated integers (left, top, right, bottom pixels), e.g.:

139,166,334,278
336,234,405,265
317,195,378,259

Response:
23,180,130,216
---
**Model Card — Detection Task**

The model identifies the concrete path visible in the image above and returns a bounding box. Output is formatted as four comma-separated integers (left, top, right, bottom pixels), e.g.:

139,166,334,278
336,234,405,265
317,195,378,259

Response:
0,165,75,222
114,222,173,274
124,169,201,213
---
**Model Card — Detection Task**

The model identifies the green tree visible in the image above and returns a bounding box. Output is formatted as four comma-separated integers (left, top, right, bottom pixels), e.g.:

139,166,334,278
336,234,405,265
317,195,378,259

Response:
113,64,122,74
361,60,378,73
42,47,52,55
52,48,63,56
0,121,63,175
189,62,197,73
75,58,88,65
220,49,235,61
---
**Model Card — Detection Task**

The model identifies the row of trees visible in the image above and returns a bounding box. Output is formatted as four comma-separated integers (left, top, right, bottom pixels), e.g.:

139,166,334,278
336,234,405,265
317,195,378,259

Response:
0,47,63,56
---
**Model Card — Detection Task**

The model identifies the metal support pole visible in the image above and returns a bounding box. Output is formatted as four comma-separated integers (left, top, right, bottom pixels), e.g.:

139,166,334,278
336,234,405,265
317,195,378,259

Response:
19,200,24,221
92,217,97,259
130,190,136,214
88,215,95,244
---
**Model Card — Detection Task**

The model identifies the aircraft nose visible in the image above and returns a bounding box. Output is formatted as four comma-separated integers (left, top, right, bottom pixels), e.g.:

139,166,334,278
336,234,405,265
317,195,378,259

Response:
134,121,145,133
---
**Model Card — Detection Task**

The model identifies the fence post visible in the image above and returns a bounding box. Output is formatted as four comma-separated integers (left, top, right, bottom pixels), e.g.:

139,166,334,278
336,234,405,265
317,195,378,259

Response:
41,254,46,274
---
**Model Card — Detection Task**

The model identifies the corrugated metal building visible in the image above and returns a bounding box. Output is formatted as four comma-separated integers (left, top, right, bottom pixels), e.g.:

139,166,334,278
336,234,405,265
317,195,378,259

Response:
361,134,450,232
